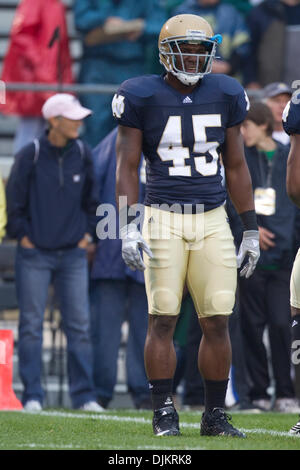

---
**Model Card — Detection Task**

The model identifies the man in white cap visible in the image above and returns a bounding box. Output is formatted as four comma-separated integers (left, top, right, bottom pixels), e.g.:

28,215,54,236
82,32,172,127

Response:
42,93,92,146
6,93,103,412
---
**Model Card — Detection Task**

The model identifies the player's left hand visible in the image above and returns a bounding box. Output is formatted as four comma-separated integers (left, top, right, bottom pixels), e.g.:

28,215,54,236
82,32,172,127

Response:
237,230,260,278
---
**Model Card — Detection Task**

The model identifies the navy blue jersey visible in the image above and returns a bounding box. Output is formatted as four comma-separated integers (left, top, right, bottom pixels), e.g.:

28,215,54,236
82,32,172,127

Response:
283,99,300,135
112,74,249,211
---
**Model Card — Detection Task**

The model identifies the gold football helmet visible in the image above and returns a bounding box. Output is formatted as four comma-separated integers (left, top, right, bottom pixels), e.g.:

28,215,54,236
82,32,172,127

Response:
158,14,222,86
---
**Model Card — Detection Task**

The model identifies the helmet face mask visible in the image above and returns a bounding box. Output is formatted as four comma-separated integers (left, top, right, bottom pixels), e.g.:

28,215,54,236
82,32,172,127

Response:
158,15,222,86
160,36,217,85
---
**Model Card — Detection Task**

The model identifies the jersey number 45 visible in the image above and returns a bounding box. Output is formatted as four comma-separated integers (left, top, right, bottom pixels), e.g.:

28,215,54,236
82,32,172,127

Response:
158,114,221,177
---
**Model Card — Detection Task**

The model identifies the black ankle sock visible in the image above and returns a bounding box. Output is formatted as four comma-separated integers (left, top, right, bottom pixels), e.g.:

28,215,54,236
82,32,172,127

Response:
204,379,229,412
149,379,173,410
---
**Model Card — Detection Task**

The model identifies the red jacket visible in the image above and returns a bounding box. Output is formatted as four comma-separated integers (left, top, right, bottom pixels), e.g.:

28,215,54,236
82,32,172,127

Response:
0,0,73,116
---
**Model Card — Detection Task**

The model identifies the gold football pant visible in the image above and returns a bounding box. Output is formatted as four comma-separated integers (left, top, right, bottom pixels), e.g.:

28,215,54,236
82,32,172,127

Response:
142,204,237,318
290,248,300,308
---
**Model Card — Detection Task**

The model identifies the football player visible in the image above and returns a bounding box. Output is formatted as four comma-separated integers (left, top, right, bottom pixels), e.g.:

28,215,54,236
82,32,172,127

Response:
283,97,300,435
113,14,260,437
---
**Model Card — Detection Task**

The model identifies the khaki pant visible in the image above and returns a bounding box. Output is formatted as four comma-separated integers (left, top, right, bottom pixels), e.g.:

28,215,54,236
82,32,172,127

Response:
142,204,237,318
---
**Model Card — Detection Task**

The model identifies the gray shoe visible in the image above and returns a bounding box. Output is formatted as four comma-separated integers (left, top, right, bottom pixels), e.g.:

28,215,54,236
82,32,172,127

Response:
252,399,271,411
273,398,300,413
79,401,104,412
23,400,42,412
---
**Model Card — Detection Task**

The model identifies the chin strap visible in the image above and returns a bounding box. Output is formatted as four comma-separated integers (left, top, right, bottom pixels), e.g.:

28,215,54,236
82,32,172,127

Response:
172,70,202,86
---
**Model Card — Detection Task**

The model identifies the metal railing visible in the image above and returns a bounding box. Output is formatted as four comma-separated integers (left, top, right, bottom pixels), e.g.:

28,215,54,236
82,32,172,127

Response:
3,81,263,99
4,82,119,94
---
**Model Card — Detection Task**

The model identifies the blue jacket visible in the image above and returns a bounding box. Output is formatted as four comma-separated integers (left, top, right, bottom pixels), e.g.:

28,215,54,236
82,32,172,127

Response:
74,0,166,62
6,133,99,250
236,142,297,268
90,127,145,283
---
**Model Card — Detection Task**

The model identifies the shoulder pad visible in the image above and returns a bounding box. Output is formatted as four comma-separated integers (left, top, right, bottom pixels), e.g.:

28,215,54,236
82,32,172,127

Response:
282,99,300,135
118,75,161,100
213,74,245,97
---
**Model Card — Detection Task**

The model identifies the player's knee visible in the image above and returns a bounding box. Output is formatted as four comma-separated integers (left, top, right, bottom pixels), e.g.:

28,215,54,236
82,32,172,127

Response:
200,315,229,341
210,290,235,315
150,314,178,339
151,287,181,316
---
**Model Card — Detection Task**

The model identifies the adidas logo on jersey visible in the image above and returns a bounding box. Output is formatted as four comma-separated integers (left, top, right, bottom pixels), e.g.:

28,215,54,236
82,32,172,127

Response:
292,319,298,327
183,96,193,104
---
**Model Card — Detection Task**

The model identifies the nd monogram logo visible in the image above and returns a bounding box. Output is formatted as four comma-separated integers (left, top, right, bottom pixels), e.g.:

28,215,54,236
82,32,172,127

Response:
112,94,125,118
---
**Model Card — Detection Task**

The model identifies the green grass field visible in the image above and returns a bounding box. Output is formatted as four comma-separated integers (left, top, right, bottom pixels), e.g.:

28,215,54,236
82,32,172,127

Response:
0,409,299,451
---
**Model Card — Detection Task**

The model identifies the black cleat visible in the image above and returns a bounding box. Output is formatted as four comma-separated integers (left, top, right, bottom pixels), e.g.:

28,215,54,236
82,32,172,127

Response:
152,406,180,436
200,407,246,438
289,417,300,435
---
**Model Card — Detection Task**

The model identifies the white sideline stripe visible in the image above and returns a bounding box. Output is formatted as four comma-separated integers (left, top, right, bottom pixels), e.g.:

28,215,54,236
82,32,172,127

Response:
16,443,83,449
138,445,207,450
241,428,299,438
21,410,300,439
15,443,206,450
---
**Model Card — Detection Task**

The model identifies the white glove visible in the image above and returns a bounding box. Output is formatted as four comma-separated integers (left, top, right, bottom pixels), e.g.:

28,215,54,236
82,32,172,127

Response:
120,223,153,271
237,230,260,279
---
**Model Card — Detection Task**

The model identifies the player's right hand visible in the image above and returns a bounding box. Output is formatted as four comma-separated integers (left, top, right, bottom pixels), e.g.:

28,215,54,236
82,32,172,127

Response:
120,223,153,271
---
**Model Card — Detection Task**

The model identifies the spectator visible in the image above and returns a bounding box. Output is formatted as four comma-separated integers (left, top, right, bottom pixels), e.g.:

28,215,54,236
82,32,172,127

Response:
0,0,73,153
262,82,292,145
239,101,299,412
225,198,259,411
89,127,151,409
245,0,300,88
73,0,167,147
172,0,251,83
0,173,6,243
224,0,253,15
5,94,102,412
